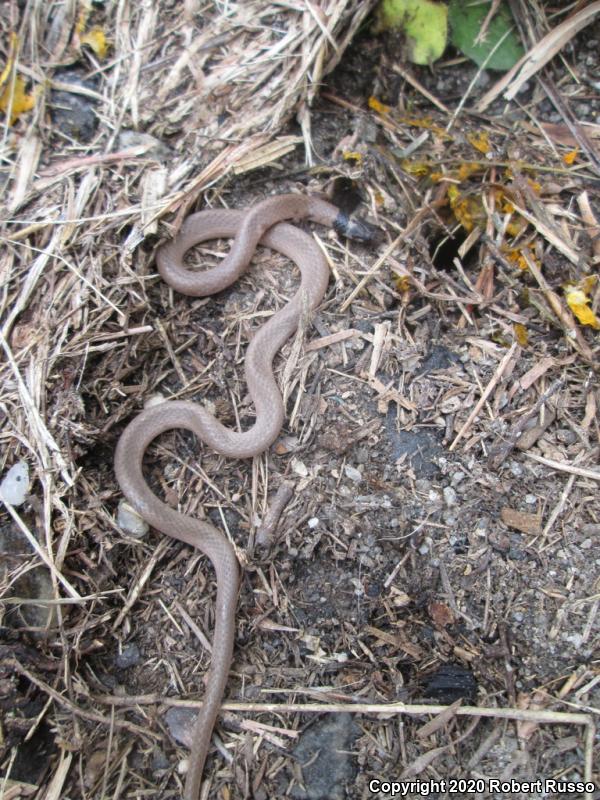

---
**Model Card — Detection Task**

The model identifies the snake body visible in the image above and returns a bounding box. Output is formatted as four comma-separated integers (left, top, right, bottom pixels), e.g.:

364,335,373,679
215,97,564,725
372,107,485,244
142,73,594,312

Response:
115,194,343,799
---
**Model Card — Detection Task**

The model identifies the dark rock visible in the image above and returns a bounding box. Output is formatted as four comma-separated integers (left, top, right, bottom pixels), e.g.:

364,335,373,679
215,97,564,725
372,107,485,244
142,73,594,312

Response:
289,713,361,800
50,68,99,142
114,642,142,669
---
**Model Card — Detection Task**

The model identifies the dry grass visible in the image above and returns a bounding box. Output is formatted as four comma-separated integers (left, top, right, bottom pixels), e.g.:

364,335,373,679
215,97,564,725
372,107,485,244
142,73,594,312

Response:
1,1,599,798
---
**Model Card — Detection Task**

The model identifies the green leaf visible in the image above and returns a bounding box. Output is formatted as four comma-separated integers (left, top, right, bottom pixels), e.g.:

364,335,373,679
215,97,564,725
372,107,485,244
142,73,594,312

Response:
377,0,448,66
448,0,524,71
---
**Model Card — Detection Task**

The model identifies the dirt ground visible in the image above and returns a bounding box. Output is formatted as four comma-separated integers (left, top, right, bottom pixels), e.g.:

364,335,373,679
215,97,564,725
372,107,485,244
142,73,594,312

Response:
1,3,599,800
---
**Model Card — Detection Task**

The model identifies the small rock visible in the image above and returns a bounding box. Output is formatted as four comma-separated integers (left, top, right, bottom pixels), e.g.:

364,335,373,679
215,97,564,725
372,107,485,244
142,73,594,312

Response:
443,487,457,507
292,459,308,477
344,465,362,482
355,447,369,464
508,461,523,477
450,470,466,486
582,523,600,536
118,130,170,159
151,748,169,771
288,713,360,800
565,633,583,649
556,428,577,444
50,69,99,142
8,567,56,633
146,393,167,408
117,501,149,538
164,707,196,748
114,642,141,669
0,461,29,506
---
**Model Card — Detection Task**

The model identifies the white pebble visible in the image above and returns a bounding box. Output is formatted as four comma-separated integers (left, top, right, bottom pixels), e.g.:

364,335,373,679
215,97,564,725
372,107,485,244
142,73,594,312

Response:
145,393,167,408
292,459,308,477
177,758,189,775
565,633,583,649
344,465,362,482
117,501,149,538
0,461,29,506
443,487,458,507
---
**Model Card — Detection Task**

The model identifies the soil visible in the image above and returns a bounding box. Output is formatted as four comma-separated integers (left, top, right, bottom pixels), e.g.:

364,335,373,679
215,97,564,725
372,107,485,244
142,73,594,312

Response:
2,7,599,800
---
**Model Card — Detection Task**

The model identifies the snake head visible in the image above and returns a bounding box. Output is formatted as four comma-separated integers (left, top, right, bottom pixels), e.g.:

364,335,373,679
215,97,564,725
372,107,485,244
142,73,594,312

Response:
333,212,382,245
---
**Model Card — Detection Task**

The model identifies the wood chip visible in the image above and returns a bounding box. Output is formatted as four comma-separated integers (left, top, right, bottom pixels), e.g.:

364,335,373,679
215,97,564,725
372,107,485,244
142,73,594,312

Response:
500,507,543,535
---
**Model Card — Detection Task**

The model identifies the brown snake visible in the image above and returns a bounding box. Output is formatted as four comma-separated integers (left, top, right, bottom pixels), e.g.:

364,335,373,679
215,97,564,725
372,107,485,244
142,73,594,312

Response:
115,194,376,799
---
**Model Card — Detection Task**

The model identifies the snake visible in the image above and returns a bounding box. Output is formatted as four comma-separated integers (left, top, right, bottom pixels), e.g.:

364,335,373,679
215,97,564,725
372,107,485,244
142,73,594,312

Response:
114,193,376,799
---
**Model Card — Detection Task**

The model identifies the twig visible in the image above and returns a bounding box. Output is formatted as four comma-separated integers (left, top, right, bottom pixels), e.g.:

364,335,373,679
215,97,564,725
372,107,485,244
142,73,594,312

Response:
449,342,518,451
340,202,439,312
1,501,81,600
10,660,159,739
112,538,171,629
522,452,600,481
487,379,563,469
255,482,294,548
477,2,600,111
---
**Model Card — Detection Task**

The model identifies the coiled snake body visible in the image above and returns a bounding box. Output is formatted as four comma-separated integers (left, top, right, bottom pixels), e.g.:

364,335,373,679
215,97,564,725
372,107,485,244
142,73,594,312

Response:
115,194,355,799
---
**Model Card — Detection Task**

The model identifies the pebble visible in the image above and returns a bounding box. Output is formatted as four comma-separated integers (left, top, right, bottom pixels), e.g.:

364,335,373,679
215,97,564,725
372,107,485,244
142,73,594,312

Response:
344,465,362,482
556,428,576,444
50,69,99,142
152,749,169,771
292,459,308,477
414,478,432,492
565,633,583,649
355,447,369,464
146,393,167,408
114,643,142,669
582,523,600,536
451,470,466,486
0,461,29,506
177,758,189,775
117,501,149,538
443,487,458,507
